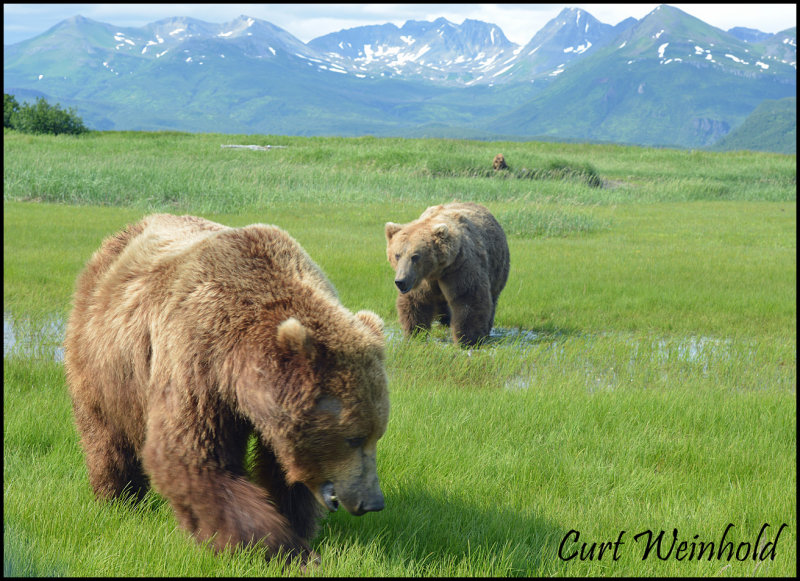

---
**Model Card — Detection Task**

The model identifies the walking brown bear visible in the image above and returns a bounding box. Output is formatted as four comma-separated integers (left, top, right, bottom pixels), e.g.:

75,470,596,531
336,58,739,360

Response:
64,213,390,566
384,202,510,346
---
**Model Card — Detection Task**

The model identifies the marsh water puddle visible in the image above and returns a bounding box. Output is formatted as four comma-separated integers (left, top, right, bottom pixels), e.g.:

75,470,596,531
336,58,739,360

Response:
4,313,739,393
501,332,735,392
384,325,545,347
385,324,738,391
4,313,66,362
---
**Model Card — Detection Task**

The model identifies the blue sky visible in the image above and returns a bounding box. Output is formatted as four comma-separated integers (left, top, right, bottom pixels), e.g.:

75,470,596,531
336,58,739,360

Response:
4,4,797,46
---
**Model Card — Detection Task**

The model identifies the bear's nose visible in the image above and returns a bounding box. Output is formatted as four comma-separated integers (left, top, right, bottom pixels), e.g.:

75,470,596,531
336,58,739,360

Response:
355,493,385,515
395,279,410,294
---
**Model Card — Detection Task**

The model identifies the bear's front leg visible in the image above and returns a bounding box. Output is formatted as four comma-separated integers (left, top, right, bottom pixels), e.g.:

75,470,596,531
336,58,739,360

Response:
250,443,324,541
446,285,495,347
70,395,150,501
142,408,314,566
397,291,436,336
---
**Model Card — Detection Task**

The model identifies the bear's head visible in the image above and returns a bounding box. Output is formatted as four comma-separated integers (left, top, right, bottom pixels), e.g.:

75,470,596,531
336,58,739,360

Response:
385,218,459,294
236,309,389,516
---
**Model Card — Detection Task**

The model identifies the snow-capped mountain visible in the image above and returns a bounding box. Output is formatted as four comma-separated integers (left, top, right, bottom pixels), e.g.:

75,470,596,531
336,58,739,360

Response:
608,3,794,79
305,9,634,86
3,6,796,150
2,14,336,90
491,5,796,146
308,17,521,85
87,14,321,61
501,8,635,83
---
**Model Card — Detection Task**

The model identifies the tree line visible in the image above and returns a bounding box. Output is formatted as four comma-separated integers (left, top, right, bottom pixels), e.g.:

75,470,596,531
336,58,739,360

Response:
4,94,89,135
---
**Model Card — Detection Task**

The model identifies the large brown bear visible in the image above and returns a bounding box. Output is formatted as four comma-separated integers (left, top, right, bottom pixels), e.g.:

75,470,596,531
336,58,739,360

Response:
64,214,389,567
384,202,509,346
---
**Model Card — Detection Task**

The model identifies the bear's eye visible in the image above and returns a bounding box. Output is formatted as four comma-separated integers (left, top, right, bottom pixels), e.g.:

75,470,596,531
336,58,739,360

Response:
394,253,401,261
410,254,420,263
346,437,366,448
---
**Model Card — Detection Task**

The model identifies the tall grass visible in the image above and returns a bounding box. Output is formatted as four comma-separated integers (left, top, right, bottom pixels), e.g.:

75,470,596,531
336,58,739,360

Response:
3,131,796,576
3,131,796,211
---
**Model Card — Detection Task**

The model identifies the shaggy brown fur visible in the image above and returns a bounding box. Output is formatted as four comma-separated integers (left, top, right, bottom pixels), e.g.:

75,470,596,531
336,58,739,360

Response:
384,202,510,346
64,214,389,566
493,153,508,170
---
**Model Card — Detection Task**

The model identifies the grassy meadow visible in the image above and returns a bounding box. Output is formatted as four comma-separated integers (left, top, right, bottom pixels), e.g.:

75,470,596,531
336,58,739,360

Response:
3,130,796,576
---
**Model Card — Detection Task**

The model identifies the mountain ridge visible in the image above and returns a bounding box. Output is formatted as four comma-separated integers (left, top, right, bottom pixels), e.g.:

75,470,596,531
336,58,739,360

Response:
4,5,796,151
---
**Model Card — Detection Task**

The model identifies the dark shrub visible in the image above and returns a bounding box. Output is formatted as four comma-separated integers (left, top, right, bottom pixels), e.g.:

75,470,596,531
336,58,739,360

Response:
6,95,89,135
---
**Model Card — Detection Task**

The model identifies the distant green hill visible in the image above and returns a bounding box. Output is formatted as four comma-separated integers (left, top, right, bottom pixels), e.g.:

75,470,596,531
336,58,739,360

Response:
710,98,796,154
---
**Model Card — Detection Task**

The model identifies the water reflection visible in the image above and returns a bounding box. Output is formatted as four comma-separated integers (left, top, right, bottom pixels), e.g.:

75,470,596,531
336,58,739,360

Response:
385,325,553,348
500,332,735,392
3,313,65,362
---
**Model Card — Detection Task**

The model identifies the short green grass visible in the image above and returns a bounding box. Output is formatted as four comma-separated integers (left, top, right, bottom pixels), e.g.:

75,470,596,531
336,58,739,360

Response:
3,131,796,576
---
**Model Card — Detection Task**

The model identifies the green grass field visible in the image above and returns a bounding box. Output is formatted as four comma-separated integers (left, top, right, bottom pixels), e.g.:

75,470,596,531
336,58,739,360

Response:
3,130,796,576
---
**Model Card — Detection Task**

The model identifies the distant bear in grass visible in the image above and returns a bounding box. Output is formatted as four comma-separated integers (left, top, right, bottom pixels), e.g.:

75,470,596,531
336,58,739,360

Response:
384,202,509,346
64,214,389,567
493,154,508,170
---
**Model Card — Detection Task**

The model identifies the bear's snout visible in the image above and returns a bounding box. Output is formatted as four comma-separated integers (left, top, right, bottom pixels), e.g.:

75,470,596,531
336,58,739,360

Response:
350,489,385,516
394,267,417,294
395,278,413,294
318,478,385,515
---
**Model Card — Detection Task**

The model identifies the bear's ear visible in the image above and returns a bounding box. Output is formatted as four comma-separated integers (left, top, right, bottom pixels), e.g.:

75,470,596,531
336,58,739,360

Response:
433,222,449,239
277,317,315,359
356,310,384,339
385,222,403,242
